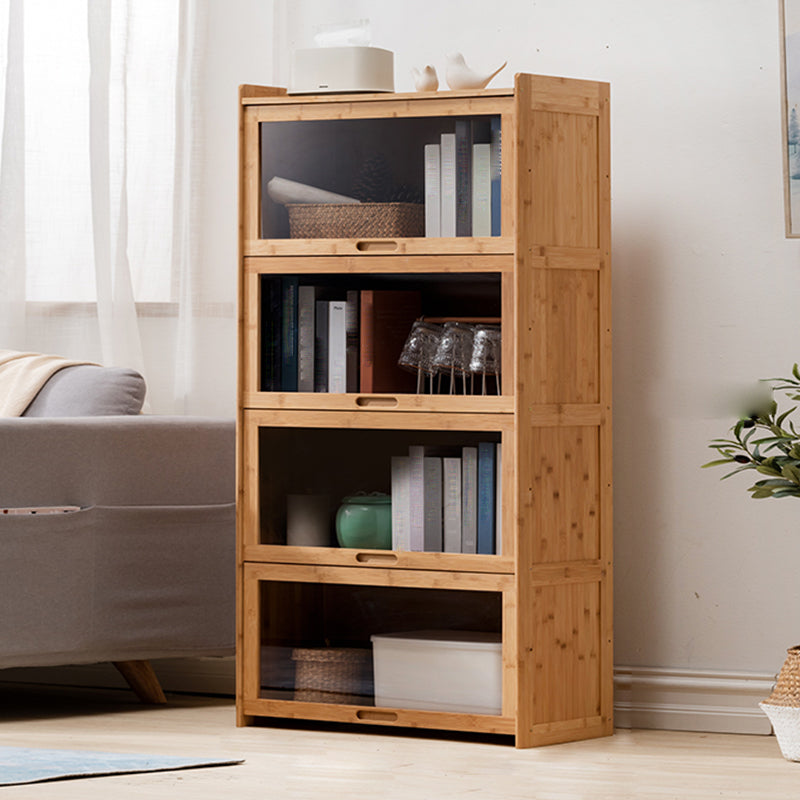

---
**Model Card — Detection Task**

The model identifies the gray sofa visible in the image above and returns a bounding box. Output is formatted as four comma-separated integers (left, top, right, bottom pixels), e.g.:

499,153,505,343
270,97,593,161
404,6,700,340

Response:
0,365,235,702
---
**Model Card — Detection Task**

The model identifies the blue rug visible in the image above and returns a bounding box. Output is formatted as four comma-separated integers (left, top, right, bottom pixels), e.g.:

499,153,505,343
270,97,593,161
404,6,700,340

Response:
0,746,243,785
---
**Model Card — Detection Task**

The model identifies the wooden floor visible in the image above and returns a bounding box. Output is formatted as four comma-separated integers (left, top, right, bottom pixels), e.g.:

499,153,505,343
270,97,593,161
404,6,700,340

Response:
0,682,796,798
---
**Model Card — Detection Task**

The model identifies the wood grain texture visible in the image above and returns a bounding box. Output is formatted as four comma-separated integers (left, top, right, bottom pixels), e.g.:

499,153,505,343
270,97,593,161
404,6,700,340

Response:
111,661,166,705
238,75,612,747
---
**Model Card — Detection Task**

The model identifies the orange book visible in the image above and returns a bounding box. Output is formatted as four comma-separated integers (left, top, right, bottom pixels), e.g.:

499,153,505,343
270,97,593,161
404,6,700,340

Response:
359,290,421,393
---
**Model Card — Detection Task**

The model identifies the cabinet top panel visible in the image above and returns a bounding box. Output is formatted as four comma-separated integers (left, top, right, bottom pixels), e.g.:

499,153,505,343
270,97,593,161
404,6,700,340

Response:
241,87,514,106
240,73,609,115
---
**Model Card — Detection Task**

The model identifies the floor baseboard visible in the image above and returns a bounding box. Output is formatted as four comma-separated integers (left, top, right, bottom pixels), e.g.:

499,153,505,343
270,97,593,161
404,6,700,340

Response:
614,665,774,735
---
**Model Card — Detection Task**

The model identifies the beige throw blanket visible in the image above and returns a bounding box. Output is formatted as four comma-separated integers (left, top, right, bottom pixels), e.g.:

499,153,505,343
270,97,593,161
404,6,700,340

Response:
0,350,96,417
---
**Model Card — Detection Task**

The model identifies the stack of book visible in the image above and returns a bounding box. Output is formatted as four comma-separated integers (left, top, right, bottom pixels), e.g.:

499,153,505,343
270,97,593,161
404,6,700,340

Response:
424,116,501,238
390,441,502,555
261,278,421,393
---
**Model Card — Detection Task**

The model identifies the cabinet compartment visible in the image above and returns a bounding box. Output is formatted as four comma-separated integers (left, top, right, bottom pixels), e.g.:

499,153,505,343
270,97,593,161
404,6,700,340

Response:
260,115,501,240
242,564,510,728
256,272,503,395
250,423,504,555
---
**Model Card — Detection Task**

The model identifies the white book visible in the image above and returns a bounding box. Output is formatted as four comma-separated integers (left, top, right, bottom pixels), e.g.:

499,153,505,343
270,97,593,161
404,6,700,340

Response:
424,143,441,238
408,446,426,551
422,456,443,552
440,133,457,237
327,300,347,393
461,446,478,554
391,456,411,551
408,445,444,552
495,442,502,556
472,143,491,238
443,456,462,553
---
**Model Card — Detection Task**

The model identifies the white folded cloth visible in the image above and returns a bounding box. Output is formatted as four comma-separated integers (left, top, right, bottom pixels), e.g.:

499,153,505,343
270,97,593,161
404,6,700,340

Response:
0,350,95,417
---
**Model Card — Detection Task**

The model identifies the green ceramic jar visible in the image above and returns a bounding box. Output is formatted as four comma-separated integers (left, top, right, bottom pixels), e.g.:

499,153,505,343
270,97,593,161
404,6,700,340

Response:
335,493,392,550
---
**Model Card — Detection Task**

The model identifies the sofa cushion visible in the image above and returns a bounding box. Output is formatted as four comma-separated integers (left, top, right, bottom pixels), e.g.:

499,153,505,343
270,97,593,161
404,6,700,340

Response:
22,365,146,417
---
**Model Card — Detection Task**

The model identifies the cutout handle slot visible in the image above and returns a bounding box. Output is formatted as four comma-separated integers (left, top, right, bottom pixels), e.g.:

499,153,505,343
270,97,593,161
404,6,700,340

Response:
355,240,398,252
355,552,398,565
355,396,399,408
356,710,399,722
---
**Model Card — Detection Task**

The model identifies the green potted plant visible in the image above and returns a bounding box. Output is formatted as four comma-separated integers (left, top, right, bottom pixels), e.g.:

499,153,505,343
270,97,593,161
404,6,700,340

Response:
704,364,800,760
704,365,800,498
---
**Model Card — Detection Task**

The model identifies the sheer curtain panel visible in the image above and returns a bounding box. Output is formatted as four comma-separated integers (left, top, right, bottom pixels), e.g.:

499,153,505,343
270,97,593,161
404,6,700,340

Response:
0,0,222,414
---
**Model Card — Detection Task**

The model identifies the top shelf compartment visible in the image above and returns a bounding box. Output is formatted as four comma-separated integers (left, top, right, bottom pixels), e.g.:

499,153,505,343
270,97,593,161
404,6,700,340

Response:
240,91,516,256
260,114,501,242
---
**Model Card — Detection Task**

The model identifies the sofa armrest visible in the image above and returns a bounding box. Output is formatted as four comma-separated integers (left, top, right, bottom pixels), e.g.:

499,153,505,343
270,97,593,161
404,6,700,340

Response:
0,416,234,508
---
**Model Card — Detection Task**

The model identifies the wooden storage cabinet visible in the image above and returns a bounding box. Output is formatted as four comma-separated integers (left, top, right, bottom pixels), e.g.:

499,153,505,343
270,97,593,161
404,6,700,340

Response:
237,74,612,748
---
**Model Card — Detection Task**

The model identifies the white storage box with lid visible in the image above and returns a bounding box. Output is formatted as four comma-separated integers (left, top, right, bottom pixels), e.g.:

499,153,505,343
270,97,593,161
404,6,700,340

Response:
370,630,502,715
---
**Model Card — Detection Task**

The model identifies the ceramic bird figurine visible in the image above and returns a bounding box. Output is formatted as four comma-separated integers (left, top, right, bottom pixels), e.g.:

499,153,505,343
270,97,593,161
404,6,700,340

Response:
444,53,507,91
411,65,439,92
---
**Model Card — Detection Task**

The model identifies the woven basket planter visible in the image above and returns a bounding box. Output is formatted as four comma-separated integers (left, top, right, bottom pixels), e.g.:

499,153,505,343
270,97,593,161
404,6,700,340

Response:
761,645,800,761
286,202,424,239
291,646,374,705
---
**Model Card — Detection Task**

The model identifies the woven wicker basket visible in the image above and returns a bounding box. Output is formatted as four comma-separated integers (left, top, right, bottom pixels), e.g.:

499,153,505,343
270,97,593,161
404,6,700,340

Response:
291,646,374,705
761,645,800,760
286,202,424,239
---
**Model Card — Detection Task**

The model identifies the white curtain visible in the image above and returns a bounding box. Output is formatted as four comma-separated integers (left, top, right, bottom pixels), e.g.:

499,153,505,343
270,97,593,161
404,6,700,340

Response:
0,0,224,415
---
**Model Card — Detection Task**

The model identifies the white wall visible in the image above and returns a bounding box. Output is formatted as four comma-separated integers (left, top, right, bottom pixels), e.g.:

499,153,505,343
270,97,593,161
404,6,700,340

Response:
200,0,800,680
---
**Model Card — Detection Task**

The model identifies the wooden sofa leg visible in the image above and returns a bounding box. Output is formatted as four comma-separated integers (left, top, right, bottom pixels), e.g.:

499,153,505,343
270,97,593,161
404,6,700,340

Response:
113,660,167,704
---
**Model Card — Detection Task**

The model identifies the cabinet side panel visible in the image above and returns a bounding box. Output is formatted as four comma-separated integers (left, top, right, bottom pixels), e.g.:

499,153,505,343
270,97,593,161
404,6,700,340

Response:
527,581,602,726
522,426,600,564
524,269,599,405
523,110,599,249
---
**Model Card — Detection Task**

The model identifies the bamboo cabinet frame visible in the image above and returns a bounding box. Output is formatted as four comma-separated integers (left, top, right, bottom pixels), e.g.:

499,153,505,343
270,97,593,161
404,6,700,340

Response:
236,74,612,748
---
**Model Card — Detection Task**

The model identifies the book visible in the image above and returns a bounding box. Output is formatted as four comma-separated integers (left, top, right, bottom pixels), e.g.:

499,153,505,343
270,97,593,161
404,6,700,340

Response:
407,446,425,551
440,132,457,237
424,143,441,238
490,116,502,237
260,276,282,391
455,119,472,236
345,290,360,393
471,143,491,237
328,299,347,393
314,300,329,392
461,445,478,554
443,456,462,553
423,455,443,552
477,441,497,555
408,445,443,553
359,289,422,393
495,442,503,556
297,285,322,392
391,455,411,551
280,277,299,391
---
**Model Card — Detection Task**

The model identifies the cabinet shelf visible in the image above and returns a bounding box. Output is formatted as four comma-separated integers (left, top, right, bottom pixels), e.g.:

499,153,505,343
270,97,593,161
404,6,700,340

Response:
242,544,515,574
243,237,515,258
237,73,612,748
241,392,514,414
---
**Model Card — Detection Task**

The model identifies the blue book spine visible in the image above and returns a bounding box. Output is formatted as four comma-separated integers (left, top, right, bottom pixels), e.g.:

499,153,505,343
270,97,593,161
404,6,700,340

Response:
477,441,496,555
490,116,502,237
280,276,299,391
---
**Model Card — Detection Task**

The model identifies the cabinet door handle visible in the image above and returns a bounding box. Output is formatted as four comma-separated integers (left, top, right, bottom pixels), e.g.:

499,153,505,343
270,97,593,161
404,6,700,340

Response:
355,240,398,252
355,395,399,408
356,710,398,722
355,552,398,564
